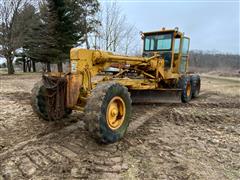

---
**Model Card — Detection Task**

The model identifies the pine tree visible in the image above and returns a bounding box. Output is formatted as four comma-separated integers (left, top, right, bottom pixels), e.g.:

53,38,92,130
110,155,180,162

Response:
24,0,99,72
41,0,99,72
14,3,41,72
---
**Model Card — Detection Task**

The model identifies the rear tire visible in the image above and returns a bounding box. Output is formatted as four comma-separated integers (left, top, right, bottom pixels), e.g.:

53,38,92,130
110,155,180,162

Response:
178,76,192,103
84,82,132,144
191,74,201,98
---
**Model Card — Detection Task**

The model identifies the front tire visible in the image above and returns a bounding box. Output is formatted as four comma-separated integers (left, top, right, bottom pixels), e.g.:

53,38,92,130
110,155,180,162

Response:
31,81,72,121
31,81,49,120
84,82,132,144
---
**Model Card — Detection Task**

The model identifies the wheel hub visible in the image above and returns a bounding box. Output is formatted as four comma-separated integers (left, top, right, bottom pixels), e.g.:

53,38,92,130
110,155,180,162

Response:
186,82,191,97
106,96,126,130
111,108,118,117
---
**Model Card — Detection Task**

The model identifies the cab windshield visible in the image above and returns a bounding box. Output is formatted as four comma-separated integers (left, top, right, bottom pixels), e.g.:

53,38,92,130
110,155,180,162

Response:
144,34,172,51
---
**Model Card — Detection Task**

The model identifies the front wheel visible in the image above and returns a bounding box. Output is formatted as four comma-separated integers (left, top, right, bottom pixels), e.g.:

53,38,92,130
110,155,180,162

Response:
84,82,132,144
31,81,49,120
31,81,72,121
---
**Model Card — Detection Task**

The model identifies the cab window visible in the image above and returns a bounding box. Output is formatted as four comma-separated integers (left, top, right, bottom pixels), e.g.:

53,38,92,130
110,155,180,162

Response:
174,38,180,53
182,38,190,55
156,34,172,50
144,34,172,51
144,37,154,51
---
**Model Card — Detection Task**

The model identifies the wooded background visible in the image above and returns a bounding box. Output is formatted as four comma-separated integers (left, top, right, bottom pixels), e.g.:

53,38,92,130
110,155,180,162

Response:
0,0,239,74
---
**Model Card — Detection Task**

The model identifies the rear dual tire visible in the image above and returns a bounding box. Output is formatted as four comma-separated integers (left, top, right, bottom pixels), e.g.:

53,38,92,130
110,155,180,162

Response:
179,74,201,103
179,76,192,103
191,74,201,98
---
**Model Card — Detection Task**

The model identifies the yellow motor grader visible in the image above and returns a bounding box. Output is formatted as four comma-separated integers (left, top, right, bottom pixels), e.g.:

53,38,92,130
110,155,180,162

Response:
31,28,200,143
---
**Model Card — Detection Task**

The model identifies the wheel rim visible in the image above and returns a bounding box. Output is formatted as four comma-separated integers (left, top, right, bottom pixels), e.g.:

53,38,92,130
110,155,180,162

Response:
186,82,191,97
106,96,126,130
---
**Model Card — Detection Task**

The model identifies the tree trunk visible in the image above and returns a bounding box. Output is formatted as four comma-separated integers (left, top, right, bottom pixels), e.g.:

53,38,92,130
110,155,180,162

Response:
7,57,15,75
84,16,90,50
32,60,36,72
23,59,26,72
47,62,51,72
86,35,90,50
27,60,31,72
57,62,63,72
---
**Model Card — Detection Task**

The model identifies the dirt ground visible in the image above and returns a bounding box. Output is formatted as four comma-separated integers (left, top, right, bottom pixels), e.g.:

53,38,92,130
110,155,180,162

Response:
0,73,239,180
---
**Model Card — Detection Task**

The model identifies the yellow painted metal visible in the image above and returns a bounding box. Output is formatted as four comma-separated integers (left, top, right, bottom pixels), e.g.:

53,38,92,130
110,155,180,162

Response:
143,28,183,36
64,28,190,109
164,70,180,79
106,96,126,130
113,78,157,89
67,48,180,108
66,73,82,107
71,48,182,82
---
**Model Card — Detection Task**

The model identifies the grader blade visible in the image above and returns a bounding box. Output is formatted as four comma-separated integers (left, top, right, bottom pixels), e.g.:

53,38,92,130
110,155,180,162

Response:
130,89,182,104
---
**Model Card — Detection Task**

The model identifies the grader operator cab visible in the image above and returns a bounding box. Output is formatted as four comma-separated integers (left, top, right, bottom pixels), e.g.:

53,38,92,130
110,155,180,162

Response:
142,28,190,73
31,28,201,143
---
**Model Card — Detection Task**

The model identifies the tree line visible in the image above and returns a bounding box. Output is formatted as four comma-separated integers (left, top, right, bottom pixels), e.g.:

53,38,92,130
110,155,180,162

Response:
0,0,139,74
1,0,238,75
189,50,240,72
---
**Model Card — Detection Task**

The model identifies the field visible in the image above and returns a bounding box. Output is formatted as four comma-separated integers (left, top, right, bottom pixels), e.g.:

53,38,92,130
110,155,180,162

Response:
0,73,239,179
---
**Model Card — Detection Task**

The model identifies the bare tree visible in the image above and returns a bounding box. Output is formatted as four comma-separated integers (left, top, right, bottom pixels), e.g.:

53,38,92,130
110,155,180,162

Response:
91,1,140,55
81,0,100,50
0,0,30,74
121,23,141,55
101,2,125,52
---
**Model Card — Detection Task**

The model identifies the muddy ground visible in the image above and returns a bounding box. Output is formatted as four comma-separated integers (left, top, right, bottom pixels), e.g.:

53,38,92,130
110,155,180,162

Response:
0,73,239,180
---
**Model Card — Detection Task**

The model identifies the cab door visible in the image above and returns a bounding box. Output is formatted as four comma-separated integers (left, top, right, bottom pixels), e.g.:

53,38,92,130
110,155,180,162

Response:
179,37,190,73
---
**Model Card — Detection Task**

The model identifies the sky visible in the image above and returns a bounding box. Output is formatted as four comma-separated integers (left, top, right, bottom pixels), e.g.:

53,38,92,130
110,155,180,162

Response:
0,0,239,64
101,0,240,54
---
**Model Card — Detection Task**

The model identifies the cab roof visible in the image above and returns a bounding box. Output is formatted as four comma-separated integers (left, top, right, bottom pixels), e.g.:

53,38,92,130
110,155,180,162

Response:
143,28,183,37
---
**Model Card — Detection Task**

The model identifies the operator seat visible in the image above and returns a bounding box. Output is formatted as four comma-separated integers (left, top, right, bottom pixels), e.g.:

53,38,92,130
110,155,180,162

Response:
161,52,172,69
